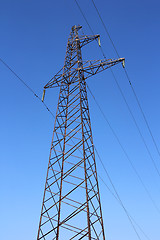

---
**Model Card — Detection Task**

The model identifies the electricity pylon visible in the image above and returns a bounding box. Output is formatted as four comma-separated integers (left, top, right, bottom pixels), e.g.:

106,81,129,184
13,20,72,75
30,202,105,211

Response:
37,25,124,240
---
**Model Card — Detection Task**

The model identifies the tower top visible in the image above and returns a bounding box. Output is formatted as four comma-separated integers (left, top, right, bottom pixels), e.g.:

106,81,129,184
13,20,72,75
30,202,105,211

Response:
72,25,82,31
42,25,124,91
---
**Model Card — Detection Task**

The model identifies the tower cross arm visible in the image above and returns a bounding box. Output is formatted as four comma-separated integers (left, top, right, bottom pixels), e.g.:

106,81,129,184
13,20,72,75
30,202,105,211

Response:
74,34,100,48
44,67,64,89
80,57,125,80
44,58,125,89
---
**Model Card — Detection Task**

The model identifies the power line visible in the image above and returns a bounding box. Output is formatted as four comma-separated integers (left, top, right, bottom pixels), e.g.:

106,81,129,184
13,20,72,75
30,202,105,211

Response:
74,0,160,212
73,130,145,240
94,147,142,240
75,139,151,240
90,0,120,58
74,0,160,183
2,53,154,240
1,55,146,240
110,69,160,178
75,0,107,59
90,0,160,163
72,123,150,240
74,0,94,35
98,176,151,240
125,68,160,159
73,2,160,238
87,84,160,214
0,57,55,118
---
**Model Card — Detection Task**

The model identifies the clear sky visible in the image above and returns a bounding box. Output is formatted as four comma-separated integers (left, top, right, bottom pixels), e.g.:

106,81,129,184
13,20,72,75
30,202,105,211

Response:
0,0,160,239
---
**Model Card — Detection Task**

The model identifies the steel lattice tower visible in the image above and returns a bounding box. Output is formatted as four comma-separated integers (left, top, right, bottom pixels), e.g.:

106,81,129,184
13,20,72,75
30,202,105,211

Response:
37,25,124,240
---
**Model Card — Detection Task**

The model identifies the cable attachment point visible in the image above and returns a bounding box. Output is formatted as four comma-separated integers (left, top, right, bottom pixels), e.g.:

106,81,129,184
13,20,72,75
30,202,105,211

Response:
98,36,101,46
122,59,125,68
42,89,46,102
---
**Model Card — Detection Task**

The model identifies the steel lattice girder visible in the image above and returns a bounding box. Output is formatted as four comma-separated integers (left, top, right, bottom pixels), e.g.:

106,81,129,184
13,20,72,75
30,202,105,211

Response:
37,25,124,240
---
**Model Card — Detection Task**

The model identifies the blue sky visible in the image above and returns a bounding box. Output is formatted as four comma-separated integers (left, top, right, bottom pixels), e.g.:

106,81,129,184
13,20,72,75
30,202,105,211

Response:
0,0,160,239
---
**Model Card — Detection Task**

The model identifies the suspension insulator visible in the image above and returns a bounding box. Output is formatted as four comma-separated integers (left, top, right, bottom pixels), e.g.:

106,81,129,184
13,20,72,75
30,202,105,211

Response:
42,89,46,102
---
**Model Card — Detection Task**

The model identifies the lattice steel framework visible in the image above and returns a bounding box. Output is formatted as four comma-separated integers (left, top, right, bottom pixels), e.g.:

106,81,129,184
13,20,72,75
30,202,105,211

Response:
37,25,124,240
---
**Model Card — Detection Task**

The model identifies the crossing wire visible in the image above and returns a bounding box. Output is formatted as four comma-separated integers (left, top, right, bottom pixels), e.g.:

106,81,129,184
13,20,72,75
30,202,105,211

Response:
94,147,142,240
73,0,160,237
98,176,151,240
87,84,160,214
73,126,146,240
110,69,160,179
90,0,160,162
0,58,55,118
72,139,149,240
74,0,160,182
1,56,147,240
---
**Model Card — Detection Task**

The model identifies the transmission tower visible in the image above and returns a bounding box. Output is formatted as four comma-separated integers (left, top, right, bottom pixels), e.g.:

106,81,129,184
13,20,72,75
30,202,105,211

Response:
37,25,124,240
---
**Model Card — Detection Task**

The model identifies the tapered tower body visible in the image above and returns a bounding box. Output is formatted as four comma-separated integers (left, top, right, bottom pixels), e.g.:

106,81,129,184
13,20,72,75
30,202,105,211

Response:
37,25,124,240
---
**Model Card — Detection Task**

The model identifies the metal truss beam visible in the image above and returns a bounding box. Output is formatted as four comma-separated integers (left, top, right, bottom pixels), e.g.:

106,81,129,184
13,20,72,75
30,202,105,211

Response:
37,25,124,240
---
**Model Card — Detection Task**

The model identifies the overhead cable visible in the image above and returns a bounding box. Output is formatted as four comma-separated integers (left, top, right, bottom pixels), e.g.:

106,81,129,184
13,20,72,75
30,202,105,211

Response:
98,175,151,240
1,55,145,240
87,84,160,214
94,147,142,240
74,131,144,240
0,58,55,118
90,0,160,162
74,0,160,183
